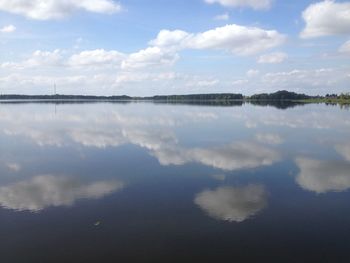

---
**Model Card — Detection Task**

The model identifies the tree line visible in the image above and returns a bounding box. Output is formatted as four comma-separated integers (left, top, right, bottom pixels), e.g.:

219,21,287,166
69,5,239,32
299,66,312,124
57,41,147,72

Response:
0,90,349,102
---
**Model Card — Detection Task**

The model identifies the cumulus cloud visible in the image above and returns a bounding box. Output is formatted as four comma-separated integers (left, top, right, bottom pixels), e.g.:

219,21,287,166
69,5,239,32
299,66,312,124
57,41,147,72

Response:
339,40,350,54
0,0,122,20
262,68,343,88
1,49,126,70
185,25,285,55
0,175,123,211
121,47,179,70
149,30,190,49
120,24,285,69
0,73,117,93
0,23,285,88
1,49,63,69
68,49,125,68
194,185,267,222
204,0,272,10
295,157,350,193
0,24,16,33
300,0,350,38
149,25,285,56
258,52,288,64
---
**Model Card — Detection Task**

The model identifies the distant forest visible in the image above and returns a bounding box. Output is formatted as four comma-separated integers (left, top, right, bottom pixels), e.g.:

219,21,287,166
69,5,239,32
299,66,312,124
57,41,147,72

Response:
0,90,349,103
248,90,311,100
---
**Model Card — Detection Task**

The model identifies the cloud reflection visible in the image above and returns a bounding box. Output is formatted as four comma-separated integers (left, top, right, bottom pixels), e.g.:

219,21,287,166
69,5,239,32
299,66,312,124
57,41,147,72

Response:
0,175,123,212
69,128,126,148
0,106,282,171
194,185,267,222
147,141,281,171
255,132,284,145
188,142,280,171
6,162,21,172
295,157,350,193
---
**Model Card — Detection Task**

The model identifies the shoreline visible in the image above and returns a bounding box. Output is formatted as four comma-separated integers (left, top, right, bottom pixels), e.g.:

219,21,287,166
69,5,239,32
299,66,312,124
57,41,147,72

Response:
0,90,349,105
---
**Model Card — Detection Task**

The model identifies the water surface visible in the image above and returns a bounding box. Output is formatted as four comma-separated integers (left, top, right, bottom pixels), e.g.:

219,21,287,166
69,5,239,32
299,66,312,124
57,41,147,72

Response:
0,102,349,262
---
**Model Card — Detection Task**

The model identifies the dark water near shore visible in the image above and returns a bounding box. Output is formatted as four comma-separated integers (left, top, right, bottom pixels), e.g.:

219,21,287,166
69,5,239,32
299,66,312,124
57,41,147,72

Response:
0,102,349,262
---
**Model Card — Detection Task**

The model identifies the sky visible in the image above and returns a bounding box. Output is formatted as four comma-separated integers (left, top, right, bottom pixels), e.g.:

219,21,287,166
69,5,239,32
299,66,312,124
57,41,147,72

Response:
0,0,349,96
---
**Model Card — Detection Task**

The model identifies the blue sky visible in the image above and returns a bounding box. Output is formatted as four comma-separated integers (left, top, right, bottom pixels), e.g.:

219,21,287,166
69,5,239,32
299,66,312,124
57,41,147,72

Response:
0,0,349,95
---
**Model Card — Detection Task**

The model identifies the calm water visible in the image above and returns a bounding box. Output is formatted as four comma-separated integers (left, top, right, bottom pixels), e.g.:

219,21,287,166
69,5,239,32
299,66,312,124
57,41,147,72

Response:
0,102,349,262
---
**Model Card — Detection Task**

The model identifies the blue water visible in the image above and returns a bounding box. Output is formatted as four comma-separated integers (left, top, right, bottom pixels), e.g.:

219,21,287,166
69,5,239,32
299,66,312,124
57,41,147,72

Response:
0,102,349,262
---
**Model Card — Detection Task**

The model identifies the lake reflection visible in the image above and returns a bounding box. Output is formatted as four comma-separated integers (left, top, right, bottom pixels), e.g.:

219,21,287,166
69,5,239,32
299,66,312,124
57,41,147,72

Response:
0,175,123,211
194,184,268,222
0,102,350,262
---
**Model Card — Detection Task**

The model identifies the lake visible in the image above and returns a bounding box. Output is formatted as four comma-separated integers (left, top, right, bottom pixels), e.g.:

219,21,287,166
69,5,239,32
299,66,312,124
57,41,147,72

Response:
0,101,349,262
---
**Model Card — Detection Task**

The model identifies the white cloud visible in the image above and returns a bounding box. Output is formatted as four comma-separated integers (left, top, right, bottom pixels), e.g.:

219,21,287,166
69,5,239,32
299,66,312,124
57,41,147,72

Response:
0,175,124,211
258,52,288,64
205,0,272,10
194,185,267,222
149,30,190,50
214,13,230,21
68,49,125,68
150,25,286,56
121,47,179,70
1,49,63,69
295,157,350,193
0,24,16,33
2,49,126,71
339,40,350,54
0,23,286,93
0,0,122,20
120,24,286,70
119,24,285,71
186,25,286,55
0,73,120,94
301,0,350,38
262,68,341,88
